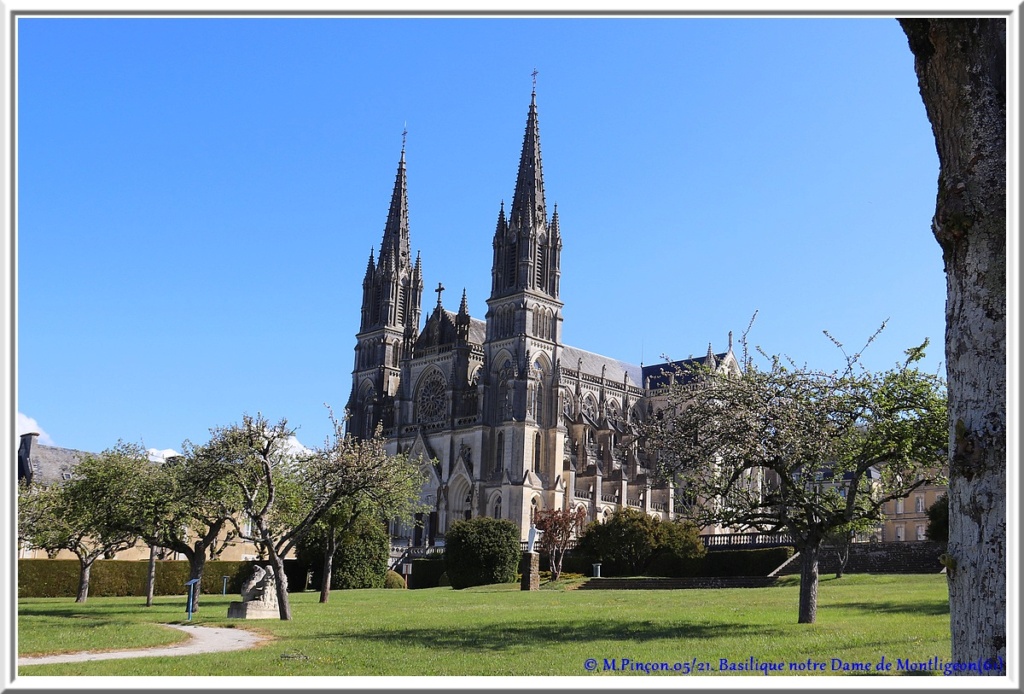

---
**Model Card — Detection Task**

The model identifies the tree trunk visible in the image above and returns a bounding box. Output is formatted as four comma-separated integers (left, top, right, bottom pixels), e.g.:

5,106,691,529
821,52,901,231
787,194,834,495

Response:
145,543,157,607
266,547,292,621
797,542,820,624
319,531,338,604
899,19,1006,670
76,557,94,603
188,548,207,613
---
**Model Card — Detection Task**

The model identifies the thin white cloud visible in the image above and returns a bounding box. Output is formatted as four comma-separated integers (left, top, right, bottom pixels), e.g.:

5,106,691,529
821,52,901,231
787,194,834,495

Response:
16,412,55,446
147,448,183,463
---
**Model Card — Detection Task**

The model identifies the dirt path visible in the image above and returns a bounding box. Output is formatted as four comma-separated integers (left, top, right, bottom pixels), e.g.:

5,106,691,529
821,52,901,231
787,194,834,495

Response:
18,624,267,667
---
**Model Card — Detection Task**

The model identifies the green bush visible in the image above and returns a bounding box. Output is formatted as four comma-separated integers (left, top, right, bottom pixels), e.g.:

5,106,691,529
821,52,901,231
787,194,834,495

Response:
444,518,520,589
926,494,949,542
408,558,446,589
646,520,707,577
383,569,406,589
702,547,794,577
298,515,390,591
437,571,450,587
573,509,667,576
18,560,261,598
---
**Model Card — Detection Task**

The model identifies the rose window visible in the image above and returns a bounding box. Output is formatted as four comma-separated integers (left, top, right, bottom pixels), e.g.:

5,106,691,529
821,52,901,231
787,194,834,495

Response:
417,375,448,423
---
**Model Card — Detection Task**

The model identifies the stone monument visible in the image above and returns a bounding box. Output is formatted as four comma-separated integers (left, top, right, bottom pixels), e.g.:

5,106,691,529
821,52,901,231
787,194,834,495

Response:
520,524,542,591
227,565,280,619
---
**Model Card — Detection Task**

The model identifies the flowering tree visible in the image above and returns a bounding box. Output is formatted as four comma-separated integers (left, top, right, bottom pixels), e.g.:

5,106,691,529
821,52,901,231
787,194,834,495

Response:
533,507,587,580
646,340,947,623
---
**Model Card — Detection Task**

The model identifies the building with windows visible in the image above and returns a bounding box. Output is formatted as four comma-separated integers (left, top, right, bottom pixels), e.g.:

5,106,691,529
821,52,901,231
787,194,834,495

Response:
346,88,739,544
879,481,947,543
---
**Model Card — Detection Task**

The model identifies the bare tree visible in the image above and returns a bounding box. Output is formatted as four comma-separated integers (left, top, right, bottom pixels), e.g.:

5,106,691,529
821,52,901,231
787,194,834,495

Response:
898,18,1006,669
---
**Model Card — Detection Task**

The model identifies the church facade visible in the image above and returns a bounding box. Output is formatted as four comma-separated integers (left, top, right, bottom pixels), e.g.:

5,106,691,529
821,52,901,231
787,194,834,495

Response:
347,89,739,544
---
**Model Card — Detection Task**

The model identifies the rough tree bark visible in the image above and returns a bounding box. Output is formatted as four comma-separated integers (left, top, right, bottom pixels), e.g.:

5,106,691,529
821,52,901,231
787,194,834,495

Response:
899,18,1006,671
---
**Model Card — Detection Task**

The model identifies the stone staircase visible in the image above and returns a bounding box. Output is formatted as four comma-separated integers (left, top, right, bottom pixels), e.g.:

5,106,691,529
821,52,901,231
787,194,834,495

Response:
577,576,779,590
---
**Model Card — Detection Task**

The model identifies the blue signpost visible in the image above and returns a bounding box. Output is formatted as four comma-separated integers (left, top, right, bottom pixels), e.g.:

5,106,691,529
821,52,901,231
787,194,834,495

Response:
222,576,230,595
185,578,201,621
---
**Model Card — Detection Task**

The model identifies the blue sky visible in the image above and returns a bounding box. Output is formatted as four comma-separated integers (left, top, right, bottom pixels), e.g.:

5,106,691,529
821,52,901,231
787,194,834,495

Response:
15,15,946,455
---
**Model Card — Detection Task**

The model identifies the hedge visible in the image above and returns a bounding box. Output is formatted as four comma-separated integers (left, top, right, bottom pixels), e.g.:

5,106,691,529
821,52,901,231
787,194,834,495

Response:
17,559,306,599
407,558,447,589
445,518,520,589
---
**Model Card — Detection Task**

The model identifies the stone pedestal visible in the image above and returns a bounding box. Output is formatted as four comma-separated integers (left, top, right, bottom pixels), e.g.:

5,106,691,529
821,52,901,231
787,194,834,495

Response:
520,551,540,591
227,601,279,619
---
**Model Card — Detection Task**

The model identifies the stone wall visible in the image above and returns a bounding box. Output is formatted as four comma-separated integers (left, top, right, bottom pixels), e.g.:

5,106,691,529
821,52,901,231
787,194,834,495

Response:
781,541,946,575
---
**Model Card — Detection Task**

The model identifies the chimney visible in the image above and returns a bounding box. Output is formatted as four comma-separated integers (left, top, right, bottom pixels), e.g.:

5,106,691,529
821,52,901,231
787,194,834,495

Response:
17,432,39,485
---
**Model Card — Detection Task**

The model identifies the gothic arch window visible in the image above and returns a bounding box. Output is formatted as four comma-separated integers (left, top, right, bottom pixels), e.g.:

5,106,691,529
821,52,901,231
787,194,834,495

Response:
562,390,574,418
416,372,448,424
583,394,598,420
392,340,401,367
607,400,621,421
496,432,505,474
536,383,544,425
530,496,540,524
534,432,542,474
492,494,503,519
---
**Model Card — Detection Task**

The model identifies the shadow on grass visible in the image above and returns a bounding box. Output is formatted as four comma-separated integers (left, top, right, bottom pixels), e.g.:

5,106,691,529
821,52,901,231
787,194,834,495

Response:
829,600,949,617
321,619,784,652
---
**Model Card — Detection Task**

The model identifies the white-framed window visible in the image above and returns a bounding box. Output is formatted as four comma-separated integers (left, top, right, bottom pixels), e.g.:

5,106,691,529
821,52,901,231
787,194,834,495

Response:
915,496,925,513
916,525,926,541
895,498,905,515
895,525,905,542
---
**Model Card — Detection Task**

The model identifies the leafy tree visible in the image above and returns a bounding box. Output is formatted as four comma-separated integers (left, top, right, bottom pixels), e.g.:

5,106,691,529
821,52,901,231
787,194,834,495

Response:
298,507,390,595
926,494,949,543
444,517,520,589
574,508,662,576
899,19,1006,669
823,518,878,579
205,411,423,619
646,339,947,623
17,442,146,602
649,518,707,577
533,507,587,581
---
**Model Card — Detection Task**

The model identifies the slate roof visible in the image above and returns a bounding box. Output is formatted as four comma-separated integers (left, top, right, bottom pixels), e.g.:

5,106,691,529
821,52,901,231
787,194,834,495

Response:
642,353,729,389
24,444,93,486
560,345,642,387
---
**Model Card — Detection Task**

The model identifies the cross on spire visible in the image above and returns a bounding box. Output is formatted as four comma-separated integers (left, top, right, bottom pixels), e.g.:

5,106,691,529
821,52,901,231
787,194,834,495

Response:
435,282,445,307
402,123,407,152
532,68,539,92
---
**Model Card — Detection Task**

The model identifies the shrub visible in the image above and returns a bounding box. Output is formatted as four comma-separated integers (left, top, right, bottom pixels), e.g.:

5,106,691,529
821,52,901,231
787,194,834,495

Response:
408,558,447,589
18,559,264,598
444,518,520,589
437,571,450,587
383,569,406,589
926,494,949,542
646,520,707,577
298,515,390,591
574,508,662,576
702,547,794,577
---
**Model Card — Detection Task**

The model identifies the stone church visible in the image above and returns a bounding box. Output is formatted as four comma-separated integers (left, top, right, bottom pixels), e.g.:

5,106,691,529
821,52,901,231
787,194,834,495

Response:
347,88,739,544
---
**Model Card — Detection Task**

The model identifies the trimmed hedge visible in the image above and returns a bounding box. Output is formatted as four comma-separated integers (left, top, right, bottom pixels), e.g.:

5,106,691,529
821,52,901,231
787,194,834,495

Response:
408,558,446,590
17,559,305,598
445,518,520,589
559,545,794,579
702,547,794,577
383,569,406,589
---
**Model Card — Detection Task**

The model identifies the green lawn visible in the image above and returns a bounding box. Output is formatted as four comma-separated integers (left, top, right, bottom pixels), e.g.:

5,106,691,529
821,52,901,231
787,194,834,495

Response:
18,574,951,677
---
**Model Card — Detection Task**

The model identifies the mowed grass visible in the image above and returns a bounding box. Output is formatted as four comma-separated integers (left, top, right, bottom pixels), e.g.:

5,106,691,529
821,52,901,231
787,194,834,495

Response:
18,574,950,677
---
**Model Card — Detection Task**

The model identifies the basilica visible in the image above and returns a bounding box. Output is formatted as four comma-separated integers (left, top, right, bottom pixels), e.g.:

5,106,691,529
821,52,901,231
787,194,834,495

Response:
347,87,739,544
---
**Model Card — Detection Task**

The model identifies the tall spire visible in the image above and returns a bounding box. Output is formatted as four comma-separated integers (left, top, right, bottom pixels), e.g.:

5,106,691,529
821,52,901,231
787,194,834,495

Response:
508,83,547,235
379,134,411,272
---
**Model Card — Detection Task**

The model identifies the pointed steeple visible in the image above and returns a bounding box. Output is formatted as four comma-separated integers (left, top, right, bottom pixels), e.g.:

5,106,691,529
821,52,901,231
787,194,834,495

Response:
705,343,718,371
508,88,547,235
379,138,411,273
